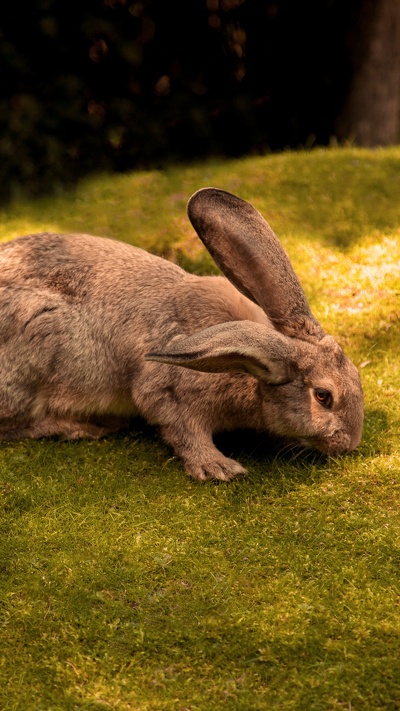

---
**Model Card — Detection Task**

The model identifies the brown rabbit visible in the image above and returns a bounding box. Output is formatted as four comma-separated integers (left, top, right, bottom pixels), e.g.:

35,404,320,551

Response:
0,188,363,480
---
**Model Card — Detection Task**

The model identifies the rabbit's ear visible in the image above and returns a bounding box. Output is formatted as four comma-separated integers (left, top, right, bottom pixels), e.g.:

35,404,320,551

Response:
146,321,297,384
187,187,325,342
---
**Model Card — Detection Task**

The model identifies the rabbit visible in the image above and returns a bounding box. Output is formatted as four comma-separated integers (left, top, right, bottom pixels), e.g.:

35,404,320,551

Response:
0,187,363,480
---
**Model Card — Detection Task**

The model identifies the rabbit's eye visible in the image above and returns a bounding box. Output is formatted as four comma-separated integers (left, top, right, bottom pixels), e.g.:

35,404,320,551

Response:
314,388,333,409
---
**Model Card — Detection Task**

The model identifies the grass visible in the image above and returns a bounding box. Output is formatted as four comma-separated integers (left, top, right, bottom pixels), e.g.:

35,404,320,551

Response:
0,146,399,710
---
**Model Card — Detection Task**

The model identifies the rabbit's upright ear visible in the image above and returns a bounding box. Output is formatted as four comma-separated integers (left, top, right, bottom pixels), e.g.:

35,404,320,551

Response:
187,187,325,342
146,321,297,384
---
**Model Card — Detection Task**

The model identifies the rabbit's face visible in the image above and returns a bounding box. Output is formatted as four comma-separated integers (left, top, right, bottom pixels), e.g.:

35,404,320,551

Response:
148,319,364,458
260,336,364,455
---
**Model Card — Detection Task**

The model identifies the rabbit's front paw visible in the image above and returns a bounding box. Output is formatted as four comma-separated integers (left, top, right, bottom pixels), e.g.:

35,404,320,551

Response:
160,425,247,482
185,454,247,482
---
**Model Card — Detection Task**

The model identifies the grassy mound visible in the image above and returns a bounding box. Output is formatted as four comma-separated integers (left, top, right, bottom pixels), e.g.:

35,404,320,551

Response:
1,147,399,710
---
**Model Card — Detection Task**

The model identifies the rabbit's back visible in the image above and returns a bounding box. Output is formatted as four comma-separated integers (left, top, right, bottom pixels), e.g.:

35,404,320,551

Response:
0,233,193,351
0,232,186,296
0,232,268,335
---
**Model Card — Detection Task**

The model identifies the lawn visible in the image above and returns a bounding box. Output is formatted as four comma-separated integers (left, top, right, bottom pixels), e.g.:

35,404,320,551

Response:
0,146,399,710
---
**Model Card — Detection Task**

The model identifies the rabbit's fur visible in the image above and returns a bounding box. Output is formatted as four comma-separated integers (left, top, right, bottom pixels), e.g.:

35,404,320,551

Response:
0,188,363,480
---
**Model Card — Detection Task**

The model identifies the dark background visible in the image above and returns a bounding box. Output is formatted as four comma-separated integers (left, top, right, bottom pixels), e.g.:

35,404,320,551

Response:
0,0,398,200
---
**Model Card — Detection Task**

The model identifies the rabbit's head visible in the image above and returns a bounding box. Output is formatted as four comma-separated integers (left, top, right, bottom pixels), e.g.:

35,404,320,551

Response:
147,188,364,455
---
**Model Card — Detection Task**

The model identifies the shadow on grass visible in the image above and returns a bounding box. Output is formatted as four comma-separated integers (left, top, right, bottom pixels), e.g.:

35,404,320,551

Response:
121,423,334,487
214,429,332,491
0,405,390,511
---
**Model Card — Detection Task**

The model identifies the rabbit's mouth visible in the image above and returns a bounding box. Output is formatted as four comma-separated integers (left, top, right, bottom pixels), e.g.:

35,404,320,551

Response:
306,433,354,456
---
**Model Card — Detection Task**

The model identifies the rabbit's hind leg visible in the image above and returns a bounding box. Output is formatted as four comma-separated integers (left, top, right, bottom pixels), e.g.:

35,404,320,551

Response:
0,416,128,441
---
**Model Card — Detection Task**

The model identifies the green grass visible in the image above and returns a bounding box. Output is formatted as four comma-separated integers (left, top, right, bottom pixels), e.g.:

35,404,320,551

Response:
0,146,399,710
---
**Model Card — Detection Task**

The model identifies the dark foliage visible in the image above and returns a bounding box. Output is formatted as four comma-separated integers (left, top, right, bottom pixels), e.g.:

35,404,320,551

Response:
0,0,355,199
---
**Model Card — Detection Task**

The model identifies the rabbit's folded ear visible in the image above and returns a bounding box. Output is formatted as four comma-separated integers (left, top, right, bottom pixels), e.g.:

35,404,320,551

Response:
187,187,325,342
146,321,297,384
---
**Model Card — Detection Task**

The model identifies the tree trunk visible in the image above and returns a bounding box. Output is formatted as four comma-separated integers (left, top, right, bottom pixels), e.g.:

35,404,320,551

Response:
336,0,400,146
